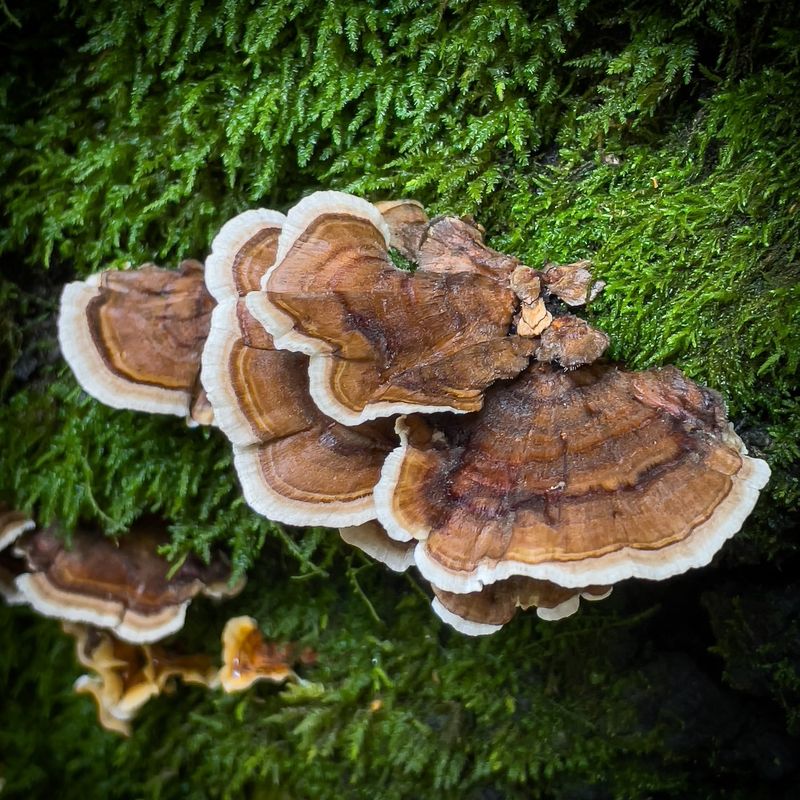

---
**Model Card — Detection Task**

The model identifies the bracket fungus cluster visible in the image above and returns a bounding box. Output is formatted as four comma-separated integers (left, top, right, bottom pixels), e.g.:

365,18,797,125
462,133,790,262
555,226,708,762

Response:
60,615,308,736
55,191,771,635
1,510,310,735
65,622,219,736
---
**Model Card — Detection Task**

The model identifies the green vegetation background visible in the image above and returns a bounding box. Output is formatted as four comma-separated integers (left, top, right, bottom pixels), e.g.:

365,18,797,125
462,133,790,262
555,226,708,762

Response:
1,1,799,797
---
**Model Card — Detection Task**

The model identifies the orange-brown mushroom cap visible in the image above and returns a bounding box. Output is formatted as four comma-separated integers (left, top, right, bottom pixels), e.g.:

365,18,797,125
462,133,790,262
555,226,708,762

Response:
219,616,302,692
58,260,215,419
431,578,613,636
201,297,397,526
202,208,397,525
14,523,240,643
375,362,770,593
204,209,287,303
247,191,534,424
66,623,217,735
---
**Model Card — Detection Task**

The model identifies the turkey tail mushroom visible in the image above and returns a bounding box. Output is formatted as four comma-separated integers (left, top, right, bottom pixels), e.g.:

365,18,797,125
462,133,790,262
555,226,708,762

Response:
247,191,534,425
13,521,241,643
375,362,770,596
58,260,215,424
201,211,397,527
431,579,613,636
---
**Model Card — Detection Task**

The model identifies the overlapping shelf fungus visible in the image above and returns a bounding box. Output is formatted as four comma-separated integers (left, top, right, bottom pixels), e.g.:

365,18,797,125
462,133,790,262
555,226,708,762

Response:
54,190,771,635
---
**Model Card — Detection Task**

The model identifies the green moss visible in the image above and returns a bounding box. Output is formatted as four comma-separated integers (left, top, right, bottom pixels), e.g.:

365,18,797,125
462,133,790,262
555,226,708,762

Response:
1,0,799,796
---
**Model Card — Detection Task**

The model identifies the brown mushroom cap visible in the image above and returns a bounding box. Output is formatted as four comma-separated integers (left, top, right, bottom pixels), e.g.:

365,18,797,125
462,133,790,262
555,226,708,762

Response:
375,362,770,593
202,207,397,524
204,209,287,303
338,521,415,573
247,191,534,424
14,523,240,643
219,616,302,692
58,260,215,419
202,298,397,525
431,578,613,635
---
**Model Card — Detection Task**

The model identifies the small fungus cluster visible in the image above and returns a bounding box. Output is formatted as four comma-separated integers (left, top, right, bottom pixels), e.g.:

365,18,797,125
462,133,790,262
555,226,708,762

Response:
1,510,310,734
56,191,770,636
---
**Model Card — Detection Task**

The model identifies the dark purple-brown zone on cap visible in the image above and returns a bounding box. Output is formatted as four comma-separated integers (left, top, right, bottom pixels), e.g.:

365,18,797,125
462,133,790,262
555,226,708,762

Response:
389,362,746,574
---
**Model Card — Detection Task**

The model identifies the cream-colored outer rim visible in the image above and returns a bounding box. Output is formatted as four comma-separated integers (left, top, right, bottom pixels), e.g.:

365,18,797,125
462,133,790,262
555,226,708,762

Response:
375,422,772,592
0,516,35,552
247,191,479,425
205,208,286,303
14,573,189,643
200,298,260,447
430,597,502,636
232,444,378,527
59,277,191,417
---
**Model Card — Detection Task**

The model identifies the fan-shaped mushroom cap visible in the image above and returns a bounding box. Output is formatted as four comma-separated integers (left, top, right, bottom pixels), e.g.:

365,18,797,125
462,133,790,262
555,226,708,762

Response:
374,200,429,261
201,298,397,525
376,362,770,593
542,260,605,306
58,260,215,420
202,207,397,524
247,191,534,424
204,209,287,303
14,523,240,643
0,508,34,604
431,579,613,636
219,616,304,692
338,521,415,573
66,623,217,735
